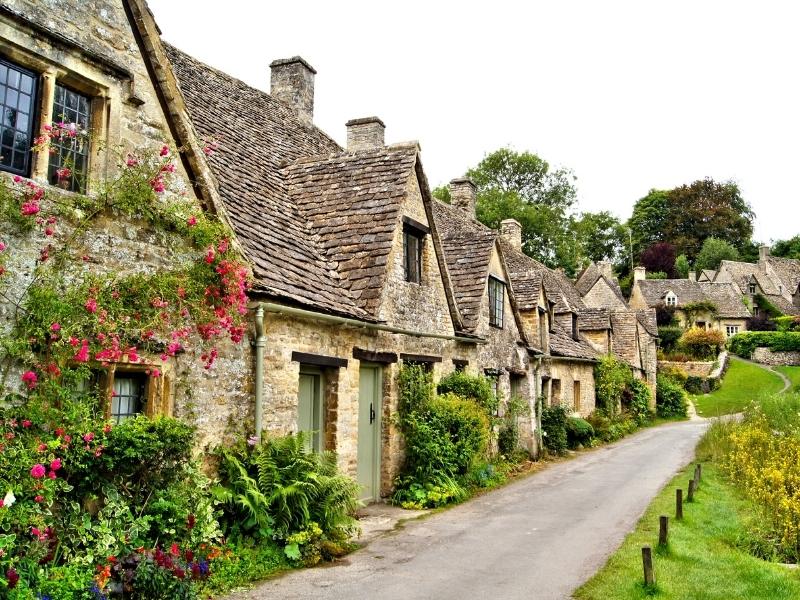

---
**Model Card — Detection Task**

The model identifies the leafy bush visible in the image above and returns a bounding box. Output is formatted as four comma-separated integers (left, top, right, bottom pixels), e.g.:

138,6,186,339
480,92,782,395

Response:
677,327,725,360
391,475,467,509
747,315,777,331
628,378,653,425
215,433,360,563
728,331,800,358
498,394,531,457
656,375,688,418
775,316,800,332
566,417,594,448
541,404,570,454
658,326,684,352
658,364,688,385
586,412,637,443
594,355,632,416
655,306,678,327
437,370,498,416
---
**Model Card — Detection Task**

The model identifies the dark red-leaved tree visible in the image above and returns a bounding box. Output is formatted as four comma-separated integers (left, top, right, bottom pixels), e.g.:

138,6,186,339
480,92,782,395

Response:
640,242,678,278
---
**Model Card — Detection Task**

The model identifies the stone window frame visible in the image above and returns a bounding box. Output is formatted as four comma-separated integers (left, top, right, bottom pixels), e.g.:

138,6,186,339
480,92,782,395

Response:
749,282,757,295
0,44,111,192
403,227,424,284
664,291,677,307
81,361,173,423
488,276,505,328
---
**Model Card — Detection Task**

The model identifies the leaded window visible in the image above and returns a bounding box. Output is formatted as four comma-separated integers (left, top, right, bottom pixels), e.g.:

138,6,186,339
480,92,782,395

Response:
111,373,146,424
0,58,37,176
404,229,423,283
49,84,91,192
489,276,505,328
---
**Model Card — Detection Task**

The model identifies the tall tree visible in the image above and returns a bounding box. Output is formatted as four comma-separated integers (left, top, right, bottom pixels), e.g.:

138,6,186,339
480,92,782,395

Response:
772,235,800,259
694,237,740,271
573,211,627,265
627,189,669,260
438,148,580,274
640,242,678,278
663,178,754,260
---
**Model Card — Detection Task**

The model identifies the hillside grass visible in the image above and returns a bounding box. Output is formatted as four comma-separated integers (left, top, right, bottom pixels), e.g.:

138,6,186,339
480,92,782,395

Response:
574,462,800,600
775,366,800,393
693,357,784,417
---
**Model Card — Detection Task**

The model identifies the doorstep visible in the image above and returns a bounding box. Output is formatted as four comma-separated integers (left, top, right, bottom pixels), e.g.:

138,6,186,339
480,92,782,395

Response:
354,502,429,545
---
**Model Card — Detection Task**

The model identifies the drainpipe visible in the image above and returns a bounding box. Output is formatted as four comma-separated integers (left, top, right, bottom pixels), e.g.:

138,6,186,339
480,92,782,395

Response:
253,304,266,442
535,356,543,457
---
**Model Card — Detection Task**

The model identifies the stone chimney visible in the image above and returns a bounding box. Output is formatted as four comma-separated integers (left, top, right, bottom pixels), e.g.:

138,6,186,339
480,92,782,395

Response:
500,219,522,251
597,261,614,279
270,56,316,124
759,244,770,261
450,178,476,217
688,271,696,282
633,266,646,282
346,117,385,151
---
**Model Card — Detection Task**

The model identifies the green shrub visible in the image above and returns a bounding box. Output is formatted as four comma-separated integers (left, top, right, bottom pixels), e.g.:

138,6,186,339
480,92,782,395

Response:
437,370,498,416
658,326,684,353
658,364,688,385
684,375,704,394
498,394,531,457
775,316,800,332
656,375,688,418
398,362,435,415
594,355,633,416
566,417,594,448
628,378,653,425
215,432,360,559
678,327,725,360
541,404,570,454
728,331,800,358
586,411,637,442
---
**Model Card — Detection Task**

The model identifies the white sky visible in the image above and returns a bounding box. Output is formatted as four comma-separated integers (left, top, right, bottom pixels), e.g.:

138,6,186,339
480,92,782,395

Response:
148,0,800,243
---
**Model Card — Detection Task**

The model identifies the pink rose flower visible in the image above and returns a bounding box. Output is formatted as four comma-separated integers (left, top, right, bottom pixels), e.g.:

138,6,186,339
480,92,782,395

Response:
30,464,45,478
21,371,37,389
50,458,61,471
159,145,169,157
85,298,97,313
50,323,61,332
82,432,95,443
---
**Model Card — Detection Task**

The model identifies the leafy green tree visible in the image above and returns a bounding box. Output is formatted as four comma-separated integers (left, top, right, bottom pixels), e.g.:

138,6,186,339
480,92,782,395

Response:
627,189,669,259
663,179,754,259
675,254,690,278
773,235,800,259
695,237,740,271
573,211,627,265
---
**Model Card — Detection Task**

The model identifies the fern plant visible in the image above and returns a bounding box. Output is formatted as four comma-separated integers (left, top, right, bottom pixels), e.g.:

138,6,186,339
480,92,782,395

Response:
214,432,360,545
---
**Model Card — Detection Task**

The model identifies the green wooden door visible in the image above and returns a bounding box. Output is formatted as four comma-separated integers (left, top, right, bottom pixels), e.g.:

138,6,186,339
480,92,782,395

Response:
298,370,322,452
357,365,382,502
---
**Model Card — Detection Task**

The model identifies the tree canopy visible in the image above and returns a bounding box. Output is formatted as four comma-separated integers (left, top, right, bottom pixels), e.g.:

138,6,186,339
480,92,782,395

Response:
772,235,800,259
627,178,755,263
694,237,740,271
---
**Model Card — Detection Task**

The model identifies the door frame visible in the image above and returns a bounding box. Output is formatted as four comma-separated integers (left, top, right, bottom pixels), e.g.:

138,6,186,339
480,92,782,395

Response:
358,363,383,502
298,366,324,452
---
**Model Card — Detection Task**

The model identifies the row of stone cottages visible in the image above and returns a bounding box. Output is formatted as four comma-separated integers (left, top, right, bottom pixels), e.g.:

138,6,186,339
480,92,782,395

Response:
0,0,656,502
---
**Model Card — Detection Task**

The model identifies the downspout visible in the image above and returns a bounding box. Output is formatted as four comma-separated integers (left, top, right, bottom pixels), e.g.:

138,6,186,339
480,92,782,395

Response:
535,355,543,457
253,304,266,442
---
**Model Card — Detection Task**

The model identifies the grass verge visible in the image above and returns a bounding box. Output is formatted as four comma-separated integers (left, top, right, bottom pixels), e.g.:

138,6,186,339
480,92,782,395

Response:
693,357,784,417
574,462,800,600
776,366,800,393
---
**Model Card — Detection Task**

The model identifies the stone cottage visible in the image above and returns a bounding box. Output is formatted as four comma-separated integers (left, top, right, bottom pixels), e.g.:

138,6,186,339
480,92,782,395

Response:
0,0,253,441
575,262,658,398
713,246,800,317
496,229,599,417
629,267,751,337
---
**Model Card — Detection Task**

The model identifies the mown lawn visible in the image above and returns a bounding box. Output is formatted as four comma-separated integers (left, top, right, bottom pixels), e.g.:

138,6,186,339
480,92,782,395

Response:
693,357,784,416
776,366,800,393
574,463,800,600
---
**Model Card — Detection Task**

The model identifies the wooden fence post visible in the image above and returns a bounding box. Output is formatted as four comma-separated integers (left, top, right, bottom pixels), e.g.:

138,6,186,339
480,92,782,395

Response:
676,488,683,520
694,465,700,491
687,479,695,502
642,546,655,586
659,515,669,546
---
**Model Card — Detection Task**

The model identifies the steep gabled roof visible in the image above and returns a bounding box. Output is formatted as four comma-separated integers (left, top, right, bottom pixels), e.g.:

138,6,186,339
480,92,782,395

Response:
549,322,599,361
767,256,800,297
698,269,717,282
635,279,708,307
284,145,418,315
578,308,611,330
635,309,659,337
697,282,752,319
718,260,781,296
431,202,498,332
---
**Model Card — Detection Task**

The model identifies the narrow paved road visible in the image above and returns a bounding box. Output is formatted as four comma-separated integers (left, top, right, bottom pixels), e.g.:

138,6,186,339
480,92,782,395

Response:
228,420,707,600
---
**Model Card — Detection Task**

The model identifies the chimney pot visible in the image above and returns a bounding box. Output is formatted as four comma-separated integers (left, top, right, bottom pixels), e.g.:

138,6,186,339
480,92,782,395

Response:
597,261,614,279
688,271,696,281
759,244,770,262
270,56,316,124
634,266,646,282
500,219,522,251
346,117,385,151
449,177,477,217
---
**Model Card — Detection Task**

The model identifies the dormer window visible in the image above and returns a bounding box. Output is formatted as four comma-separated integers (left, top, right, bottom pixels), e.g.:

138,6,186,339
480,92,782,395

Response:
402,217,429,284
749,283,757,295
665,291,677,307
488,276,505,328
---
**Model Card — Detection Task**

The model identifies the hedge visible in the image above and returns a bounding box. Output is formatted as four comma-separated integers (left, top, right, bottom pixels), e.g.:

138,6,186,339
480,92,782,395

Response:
728,331,800,358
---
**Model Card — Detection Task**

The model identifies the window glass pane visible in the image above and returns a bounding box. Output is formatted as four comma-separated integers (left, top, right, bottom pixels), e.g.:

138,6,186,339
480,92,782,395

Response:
0,59,37,177
111,373,145,424
50,83,92,192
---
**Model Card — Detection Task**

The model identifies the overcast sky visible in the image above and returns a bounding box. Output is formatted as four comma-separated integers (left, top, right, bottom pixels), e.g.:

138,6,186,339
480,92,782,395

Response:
148,0,799,243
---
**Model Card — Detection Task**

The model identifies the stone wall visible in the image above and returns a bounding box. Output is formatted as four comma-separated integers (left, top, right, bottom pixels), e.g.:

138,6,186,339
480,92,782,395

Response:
657,360,715,378
546,359,595,417
752,348,800,366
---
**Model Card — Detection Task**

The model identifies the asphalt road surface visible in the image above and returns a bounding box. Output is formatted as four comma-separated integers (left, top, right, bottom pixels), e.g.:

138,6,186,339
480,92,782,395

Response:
228,419,707,600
